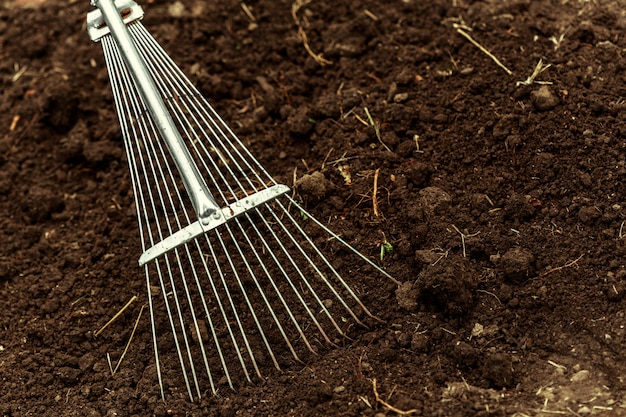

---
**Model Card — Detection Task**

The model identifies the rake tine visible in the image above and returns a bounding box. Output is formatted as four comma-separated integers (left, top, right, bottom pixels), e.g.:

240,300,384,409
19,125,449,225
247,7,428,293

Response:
202,231,264,380
194,239,253,386
238,213,325,352
101,36,165,399
106,34,202,401
225,220,304,364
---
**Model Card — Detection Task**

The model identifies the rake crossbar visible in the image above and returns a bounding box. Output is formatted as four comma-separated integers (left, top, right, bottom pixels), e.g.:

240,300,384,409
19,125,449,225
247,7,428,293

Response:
88,0,393,402
138,184,290,265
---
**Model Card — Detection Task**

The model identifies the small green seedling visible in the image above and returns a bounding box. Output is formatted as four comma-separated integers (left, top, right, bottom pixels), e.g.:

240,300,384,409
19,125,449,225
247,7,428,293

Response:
377,231,393,261
380,241,393,261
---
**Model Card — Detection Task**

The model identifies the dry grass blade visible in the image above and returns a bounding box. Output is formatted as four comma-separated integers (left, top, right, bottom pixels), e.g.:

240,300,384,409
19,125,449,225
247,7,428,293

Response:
95,294,138,337
454,25,513,75
291,0,332,66
372,379,420,415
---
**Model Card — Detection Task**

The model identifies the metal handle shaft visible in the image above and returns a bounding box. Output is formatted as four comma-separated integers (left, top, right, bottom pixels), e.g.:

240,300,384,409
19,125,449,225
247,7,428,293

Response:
92,0,221,224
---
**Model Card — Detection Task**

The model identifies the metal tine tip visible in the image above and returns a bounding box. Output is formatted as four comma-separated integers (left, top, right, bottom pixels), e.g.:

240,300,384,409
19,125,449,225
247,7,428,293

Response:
94,4,393,403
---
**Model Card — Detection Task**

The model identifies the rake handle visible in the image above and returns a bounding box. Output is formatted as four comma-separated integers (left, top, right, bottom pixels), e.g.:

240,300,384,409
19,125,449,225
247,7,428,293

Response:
92,0,222,225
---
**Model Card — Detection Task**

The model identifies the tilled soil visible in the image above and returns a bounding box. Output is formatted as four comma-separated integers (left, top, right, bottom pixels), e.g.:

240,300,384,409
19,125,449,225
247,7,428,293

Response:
2,0,626,416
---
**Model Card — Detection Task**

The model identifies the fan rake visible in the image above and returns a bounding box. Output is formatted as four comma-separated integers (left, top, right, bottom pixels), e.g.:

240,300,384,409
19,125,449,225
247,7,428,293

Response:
87,0,393,401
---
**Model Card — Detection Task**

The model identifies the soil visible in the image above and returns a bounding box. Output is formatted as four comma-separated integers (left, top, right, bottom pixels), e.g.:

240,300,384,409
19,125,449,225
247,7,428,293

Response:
2,0,626,416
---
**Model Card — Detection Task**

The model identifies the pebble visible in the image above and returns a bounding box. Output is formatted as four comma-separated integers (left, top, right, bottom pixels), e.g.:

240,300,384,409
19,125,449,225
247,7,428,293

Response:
393,93,409,103
168,1,185,17
471,323,484,338
571,369,590,382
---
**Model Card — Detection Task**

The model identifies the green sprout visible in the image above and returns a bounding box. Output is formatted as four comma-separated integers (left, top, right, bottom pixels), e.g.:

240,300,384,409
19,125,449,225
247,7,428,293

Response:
380,241,393,261
377,231,393,261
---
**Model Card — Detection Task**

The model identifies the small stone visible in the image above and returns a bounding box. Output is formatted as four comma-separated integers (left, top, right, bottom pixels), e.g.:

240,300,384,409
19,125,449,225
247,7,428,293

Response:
415,249,441,265
56,366,80,383
578,206,601,224
577,406,592,415
83,140,123,165
483,353,514,388
397,332,411,348
531,85,559,111
40,298,60,314
571,369,590,382
78,353,95,371
405,162,432,187
504,193,535,221
334,385,346,393
453,341,479,368
471,323,484,338
393,93,409,103
286,107,315,137
168,1,185,17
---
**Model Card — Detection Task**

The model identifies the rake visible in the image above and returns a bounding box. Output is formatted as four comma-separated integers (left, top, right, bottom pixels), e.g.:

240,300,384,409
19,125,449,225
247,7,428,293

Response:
87,0,394,401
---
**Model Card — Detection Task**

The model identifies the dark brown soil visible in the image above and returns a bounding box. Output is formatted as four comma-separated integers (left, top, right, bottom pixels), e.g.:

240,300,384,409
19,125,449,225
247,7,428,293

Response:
2,0,626,415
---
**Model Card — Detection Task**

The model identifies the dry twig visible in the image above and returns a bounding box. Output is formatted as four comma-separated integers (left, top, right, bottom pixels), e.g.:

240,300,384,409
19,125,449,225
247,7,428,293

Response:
292,0,332,66
364,107,392,152
517,58,552,86
10,115,20,132
450,224,480,258
372,379,420,415
541,254,584,277
372,168,381,218
95,295,138,337
454,25,513,75
112,304,145,374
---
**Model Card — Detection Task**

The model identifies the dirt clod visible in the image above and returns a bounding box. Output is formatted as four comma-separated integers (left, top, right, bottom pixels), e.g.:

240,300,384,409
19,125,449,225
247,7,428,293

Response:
500,247,536,284
483,353,514,389
418,186,451,217
531,85,559,111
296,171,328,199
396,281,419,311
416,257,477,316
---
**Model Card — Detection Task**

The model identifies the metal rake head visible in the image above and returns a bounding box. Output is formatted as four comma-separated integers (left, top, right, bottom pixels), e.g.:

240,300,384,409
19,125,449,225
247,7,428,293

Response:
88,0,393,401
